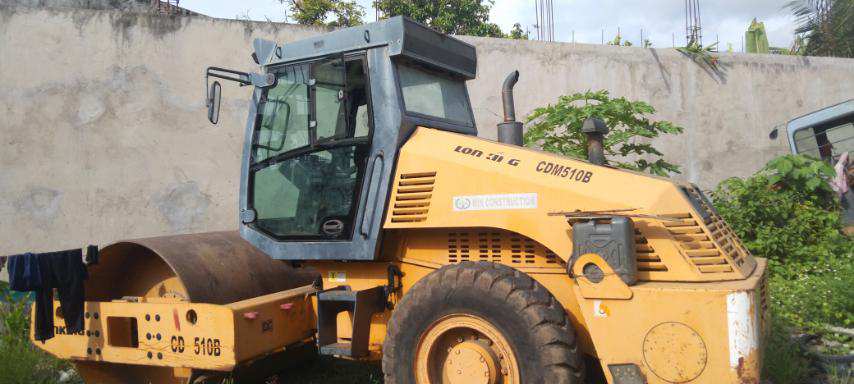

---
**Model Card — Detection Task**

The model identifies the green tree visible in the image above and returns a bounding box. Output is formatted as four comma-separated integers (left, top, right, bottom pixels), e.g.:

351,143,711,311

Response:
284,0,364,27
788,0,854,57
374,0,505,37
523,90,684,176
508,23,528,40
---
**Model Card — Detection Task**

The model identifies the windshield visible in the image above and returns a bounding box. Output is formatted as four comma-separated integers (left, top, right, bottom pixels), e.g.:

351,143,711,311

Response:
249,56,371,240
398,63,472,125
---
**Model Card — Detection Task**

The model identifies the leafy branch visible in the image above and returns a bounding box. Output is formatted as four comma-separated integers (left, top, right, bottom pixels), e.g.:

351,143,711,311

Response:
677,40,720,70
523,90,684,176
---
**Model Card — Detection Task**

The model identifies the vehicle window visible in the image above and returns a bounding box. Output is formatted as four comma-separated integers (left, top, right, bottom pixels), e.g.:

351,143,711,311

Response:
253,64,310,163
794,121,854,162
252,145,368,238
315,59,347,141
793,128,821,158
825,122,854,159
249,56,371,240
398,64,472,125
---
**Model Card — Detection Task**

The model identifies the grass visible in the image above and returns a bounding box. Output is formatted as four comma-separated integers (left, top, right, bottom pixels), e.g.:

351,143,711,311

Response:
762,315,821,384
0,283,82,384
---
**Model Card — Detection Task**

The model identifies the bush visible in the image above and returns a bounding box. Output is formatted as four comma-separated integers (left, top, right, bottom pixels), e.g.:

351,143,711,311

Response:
712,155,849,264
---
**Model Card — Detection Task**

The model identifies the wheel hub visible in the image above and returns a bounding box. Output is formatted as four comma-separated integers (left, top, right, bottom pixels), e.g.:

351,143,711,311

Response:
414,314,519,384
443,341,499,384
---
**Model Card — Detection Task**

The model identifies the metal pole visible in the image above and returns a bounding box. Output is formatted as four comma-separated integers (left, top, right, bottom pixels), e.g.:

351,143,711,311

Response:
684,0,688,43
533,0,538,40
543,0,548,41
700,0,703,43
550,0,555,41
540,0,544,41
545,0,550,41
548,0,552,41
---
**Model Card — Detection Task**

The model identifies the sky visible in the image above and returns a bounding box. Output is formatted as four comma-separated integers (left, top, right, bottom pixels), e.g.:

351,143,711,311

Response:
179,0,800,51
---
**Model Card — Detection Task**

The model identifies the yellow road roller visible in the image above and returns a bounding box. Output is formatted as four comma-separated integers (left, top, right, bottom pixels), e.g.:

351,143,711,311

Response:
32,16,767,384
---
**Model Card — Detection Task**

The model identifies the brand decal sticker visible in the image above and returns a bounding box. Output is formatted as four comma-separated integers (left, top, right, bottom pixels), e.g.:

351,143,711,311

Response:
452,193,537,212
593,300,610,318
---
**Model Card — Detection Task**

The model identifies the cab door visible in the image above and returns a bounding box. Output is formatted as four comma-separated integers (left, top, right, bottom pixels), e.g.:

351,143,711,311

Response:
239,53,384,260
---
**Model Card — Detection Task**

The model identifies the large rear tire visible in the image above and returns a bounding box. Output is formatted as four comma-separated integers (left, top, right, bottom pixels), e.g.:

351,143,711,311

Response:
383,261,584,384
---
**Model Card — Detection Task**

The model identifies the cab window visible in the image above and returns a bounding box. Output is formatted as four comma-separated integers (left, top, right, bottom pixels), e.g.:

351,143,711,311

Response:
398,63,473,125
249,55,371,240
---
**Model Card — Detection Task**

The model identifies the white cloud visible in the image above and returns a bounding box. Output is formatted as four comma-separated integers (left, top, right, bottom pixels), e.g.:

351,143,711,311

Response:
180,0,799,50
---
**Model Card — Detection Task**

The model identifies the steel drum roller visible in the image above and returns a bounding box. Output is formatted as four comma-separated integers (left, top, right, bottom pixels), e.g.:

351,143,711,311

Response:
76,231,316,384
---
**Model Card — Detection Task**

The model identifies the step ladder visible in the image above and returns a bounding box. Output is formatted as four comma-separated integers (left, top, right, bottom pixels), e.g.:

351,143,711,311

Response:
316,286,387,357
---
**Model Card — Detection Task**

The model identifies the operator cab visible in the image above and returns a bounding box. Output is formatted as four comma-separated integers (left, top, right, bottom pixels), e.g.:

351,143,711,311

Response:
205,16,478,260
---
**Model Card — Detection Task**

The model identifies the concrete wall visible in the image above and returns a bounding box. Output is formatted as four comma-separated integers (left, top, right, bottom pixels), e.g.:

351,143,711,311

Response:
1,6,853,256
0,0,153,11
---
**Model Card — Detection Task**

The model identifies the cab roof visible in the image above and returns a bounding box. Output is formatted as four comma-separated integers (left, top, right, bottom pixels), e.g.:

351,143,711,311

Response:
259,16,477,79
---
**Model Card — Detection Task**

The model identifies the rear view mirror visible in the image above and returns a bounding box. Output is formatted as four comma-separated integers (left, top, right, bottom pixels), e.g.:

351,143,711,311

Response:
207,81,222,125
203,67,275,125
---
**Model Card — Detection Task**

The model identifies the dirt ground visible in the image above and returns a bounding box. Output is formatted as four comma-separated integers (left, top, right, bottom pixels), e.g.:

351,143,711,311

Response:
276,357,383,384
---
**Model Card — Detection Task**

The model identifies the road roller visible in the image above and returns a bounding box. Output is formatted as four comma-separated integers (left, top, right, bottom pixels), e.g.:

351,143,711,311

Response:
32,16,768,384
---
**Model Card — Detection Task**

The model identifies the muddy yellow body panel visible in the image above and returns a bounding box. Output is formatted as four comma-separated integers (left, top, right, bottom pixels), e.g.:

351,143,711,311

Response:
33,285,316,372
574,258,768,383
385,128,757,282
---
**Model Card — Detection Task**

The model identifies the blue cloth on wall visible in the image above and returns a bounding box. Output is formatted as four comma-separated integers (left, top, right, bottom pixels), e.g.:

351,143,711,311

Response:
8,252,42,292
5,250,87,342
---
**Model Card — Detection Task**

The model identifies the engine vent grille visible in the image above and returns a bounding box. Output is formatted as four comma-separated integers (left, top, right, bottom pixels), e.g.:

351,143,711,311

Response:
390,172,436,223
447,230,563,267
675,185,754,275
663,213,733,274
635,229,668,272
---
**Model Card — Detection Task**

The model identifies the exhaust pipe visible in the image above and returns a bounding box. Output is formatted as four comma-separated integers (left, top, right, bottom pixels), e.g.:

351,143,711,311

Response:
582,117,609,165
498,71,523,146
